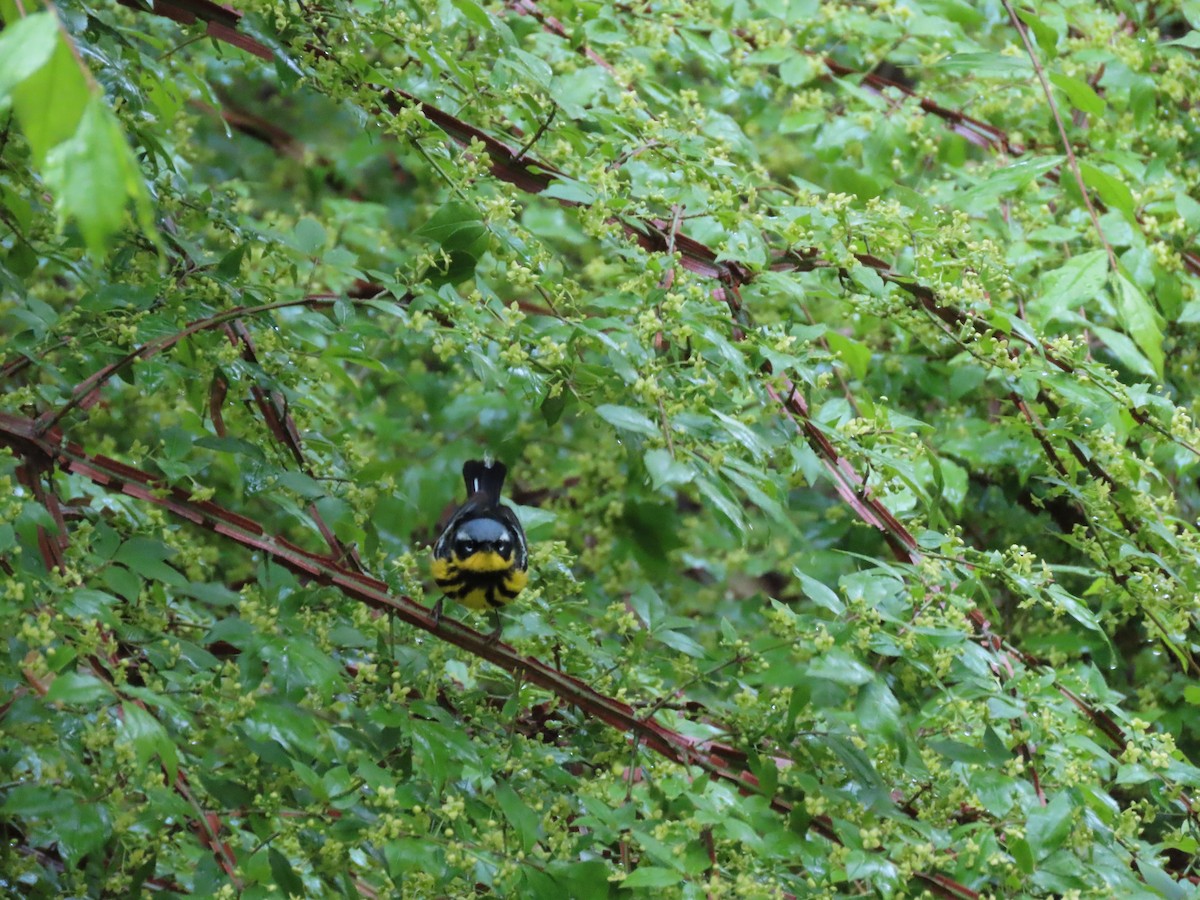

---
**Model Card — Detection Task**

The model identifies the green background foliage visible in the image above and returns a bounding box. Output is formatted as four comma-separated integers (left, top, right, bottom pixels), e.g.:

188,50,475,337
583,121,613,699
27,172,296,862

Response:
3,0,1200,896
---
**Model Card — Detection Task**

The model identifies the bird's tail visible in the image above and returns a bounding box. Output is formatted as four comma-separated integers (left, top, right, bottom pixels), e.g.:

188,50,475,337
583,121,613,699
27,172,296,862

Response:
462,459,507,504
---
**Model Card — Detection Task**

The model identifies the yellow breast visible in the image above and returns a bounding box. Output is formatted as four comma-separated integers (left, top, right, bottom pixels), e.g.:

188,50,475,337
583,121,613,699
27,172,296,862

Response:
456,550,512,573
431,554,528,611
502,568,528,594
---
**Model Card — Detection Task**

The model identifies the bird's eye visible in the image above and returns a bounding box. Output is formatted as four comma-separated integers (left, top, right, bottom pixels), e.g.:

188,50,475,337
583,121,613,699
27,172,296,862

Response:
496,539,510,557
458,540,475,556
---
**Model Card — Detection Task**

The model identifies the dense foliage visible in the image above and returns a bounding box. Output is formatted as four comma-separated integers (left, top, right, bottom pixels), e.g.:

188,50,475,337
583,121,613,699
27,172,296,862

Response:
4,0,1200,896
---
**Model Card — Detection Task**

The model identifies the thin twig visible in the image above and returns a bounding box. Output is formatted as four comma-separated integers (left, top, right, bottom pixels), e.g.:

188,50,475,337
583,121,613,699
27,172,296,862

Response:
1002,0,1117,271
36,294,399,436
515,105,557,160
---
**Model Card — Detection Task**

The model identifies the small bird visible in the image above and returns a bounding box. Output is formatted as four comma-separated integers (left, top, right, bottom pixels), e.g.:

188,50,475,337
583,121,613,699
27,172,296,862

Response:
430,459,528,638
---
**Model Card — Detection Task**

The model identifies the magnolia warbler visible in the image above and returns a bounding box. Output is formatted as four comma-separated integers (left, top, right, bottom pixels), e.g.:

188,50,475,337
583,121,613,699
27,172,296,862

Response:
430,459,528,638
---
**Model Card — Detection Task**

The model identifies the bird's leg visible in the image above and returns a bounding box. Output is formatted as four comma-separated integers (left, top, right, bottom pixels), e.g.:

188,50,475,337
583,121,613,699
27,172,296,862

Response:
486,609,503,643
431,596,444,626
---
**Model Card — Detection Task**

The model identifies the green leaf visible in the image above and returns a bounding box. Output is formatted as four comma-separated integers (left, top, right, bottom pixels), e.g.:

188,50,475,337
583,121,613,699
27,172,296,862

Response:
933,52,1029,75
1116,763,1154,785
1049,73,1105,116
656,628,707,658
195,434,267,460
57,803,110,866
721,463,791,529
1,783,67,817
1164,30,1200,47
416,201,489,254
314,495,357,542
114,537,184,586
541,386,569,425
495,782,541,853
628,583,665,627
550,860,617,900
1092,325,1156,379
1010,836,1035,874
596,403,659,436
824,736,887,791
1112,272,1163,379
1027,791,1075,859
621,866,682,889
1078,161,1135,219
793,569,844,614
849,264,885,297
43,96,157,258
745,47,790,66
808,651,872,685
541,180,598,205
825,332,870,380
1176,192,1200,231
712,409,769,458
779,54,819,87
509,501,557,536
46,671,111,705
269,848,306,896
119,702,179,782
1142,862,1189,900
1035,250,1108,319
511,48,553,89
643,448,695,489
0,12,58,99
216,243,250,278
960,156,1064,206
929,739,992,766
6,19,89,165
1017,8,1060,57
383,837,437,876
1178,300,1200,325
1129,76,1157,129
450,0,493,30
293,216,327,255
695,475,746,530
276,470,327,499
409,718,479,791
855,681,901,743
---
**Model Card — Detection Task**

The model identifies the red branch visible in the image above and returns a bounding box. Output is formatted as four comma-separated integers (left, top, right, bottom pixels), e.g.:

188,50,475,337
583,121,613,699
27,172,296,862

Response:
220,319,367,572
33,297,353,435
15,458,69,572
116,0,271,59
